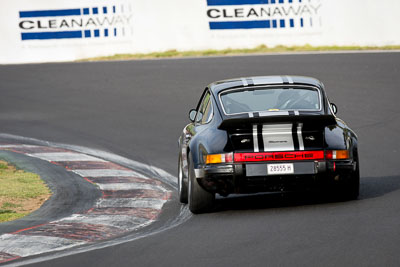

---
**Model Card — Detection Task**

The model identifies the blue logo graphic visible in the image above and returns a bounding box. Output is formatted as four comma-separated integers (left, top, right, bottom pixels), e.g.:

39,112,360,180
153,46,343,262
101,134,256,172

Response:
206,0,321,30
19,5,132,41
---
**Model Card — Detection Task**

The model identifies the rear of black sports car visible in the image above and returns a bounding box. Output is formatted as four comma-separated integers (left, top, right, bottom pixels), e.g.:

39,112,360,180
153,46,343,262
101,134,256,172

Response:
199,115,358,197
180,76,359,213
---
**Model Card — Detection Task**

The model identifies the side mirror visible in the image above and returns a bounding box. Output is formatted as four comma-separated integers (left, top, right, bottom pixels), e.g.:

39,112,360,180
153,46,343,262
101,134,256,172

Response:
330,103,338,114
189,109,197,122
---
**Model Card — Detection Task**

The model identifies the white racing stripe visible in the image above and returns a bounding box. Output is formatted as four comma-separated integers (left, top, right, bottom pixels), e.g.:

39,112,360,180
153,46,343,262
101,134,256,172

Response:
286,76,294,84
72,169,148,178
259,111,289,116
252,125,259,152
252,123,305,152
97,183,167,192
262,124,294,152
0,234,85,258
96,198,167,209
252,76,284,85
56,214,152,231
297,123,305,150
28,152,105,162
241,78,248,86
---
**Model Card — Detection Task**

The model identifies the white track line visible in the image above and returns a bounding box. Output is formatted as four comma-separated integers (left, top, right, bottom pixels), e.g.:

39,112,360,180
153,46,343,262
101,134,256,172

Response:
0,234,85,258
56,214,152,231
96,198,167,209
28,152,105,162
97,183,168,192
0,144,39,148
72,169,147,178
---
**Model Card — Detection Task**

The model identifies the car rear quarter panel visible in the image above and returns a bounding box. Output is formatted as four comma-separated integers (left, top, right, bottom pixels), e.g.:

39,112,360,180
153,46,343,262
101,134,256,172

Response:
188,111,231,169
324,119,358,158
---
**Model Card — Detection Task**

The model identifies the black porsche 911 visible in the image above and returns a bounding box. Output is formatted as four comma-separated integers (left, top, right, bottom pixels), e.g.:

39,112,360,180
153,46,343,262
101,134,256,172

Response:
178,76,359,213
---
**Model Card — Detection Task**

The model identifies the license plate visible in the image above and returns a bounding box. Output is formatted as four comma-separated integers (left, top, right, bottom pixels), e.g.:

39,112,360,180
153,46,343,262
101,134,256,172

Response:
267,163,294,175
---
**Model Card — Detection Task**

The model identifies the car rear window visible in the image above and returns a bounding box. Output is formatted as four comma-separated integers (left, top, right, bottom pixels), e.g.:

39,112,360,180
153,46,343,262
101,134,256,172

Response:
219,87,321,115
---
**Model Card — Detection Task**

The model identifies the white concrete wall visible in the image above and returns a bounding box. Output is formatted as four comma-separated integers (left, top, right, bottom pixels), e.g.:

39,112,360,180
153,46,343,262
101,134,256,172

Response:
0,0,399,64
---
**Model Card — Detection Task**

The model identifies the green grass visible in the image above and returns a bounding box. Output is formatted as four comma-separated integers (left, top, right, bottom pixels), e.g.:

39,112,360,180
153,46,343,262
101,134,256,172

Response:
81,44,400,62
2,202,21,208
0,162,7,169
0,160,51,223
0,212,27,222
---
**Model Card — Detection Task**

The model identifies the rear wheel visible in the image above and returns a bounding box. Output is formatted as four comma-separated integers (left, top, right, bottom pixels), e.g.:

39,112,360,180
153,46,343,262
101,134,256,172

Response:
188,154,215,214
178,154,188,203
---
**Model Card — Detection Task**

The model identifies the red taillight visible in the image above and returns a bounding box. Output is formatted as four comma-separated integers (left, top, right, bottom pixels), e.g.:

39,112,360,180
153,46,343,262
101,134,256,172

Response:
325,150,349,160
225,153,233,163
234,151,325,162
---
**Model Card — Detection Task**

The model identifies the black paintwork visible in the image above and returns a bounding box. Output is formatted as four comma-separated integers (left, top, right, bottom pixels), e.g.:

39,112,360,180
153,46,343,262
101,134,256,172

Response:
178,76,358,195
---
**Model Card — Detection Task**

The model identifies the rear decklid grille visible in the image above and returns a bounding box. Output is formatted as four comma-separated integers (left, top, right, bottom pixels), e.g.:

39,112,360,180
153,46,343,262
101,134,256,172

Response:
219,114,335,130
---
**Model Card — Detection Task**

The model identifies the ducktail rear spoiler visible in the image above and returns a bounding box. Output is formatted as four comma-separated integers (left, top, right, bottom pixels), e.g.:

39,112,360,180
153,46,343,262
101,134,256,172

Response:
218,114,336,130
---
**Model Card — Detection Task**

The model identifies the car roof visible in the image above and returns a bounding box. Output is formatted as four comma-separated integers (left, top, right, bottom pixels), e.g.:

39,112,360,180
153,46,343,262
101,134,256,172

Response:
208,76,324,95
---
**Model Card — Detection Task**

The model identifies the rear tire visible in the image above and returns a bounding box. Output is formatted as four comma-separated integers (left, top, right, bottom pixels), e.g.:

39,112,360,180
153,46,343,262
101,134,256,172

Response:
178,154,188,204
188,154,215,214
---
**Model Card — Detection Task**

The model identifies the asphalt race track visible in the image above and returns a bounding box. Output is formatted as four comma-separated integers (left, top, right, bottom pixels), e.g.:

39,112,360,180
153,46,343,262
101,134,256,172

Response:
0,151,101,235
1,52,400,266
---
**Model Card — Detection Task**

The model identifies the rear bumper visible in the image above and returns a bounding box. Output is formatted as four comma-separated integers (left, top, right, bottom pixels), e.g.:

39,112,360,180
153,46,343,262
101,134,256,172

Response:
196,160,356,195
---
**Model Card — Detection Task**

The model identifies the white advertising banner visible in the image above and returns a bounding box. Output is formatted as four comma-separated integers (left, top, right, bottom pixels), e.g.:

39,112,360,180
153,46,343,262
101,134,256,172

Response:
0,0,399,64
